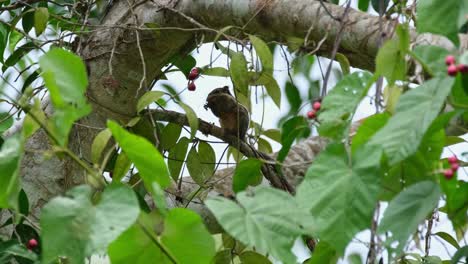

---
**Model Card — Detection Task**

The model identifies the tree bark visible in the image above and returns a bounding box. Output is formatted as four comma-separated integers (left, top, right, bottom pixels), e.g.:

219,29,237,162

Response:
10,0,468,228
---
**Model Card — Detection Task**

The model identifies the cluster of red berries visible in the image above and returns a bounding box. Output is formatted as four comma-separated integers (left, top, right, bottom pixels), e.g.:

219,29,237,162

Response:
307,100,321,119
187,68,200,91
443,155,460,180
27,238,38,250
445,55,468,77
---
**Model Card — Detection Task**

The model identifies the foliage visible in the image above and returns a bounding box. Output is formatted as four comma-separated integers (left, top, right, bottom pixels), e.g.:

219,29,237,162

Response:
0,0,467,263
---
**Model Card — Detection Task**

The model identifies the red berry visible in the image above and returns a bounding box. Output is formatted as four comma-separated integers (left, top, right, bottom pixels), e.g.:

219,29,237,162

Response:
451,163,459,171
447,64,458,76
443,169,454,179
457,64,468,74
445,55,456,66
307,110,316,119
188,68,200,80
313,101,321,111
187,82,196,91
27,239,38,250
447,155,458,164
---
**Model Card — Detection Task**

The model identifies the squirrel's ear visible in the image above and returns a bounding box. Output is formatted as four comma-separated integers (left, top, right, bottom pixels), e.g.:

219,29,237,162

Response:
223,86,229,91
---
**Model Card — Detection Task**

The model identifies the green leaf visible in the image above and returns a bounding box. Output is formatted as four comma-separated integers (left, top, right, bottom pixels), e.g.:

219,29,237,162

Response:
91,129,112,164
22,9,34,34
179,101,198,139
0,240,38,262
296,143,382,254
371,0,390,13
249,35,273,74
434,232,460,250
150,182,168,216
206,187,306,264
198,141,216,173
112,152,131,182
383,85,403,114
109,223,170,264
440,179,468,233
186,145,213,185
159,123,182,151
239,251,272,264
253,73,281,108
0,23,9,62
263,129,281,143
376,39,406,85
417,0,467,46
232,158,263,193
277,116,310,162
285,82,302,113
170,54,196,77
161,208,216,264
230,52,249,97
41,184,139,264
3,42,35,71
136,91,164,112
304,241,337,264
358,0,370,11
378,181,440,253
168,137,189,181
0,135,22,210
412,45,450,77
368,77,454,165
318,72,372,140
351,113,390,153
201,67,229,77
108,120,171,188
257,137,272,154
451,246,468,264
39,49,91,146
8,30,23,53
22,99,45,139
0,113,13,133
34,7,49,36
335,53,350,75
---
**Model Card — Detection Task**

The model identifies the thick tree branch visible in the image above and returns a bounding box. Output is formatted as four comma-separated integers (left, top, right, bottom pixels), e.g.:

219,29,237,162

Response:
142,109,294,192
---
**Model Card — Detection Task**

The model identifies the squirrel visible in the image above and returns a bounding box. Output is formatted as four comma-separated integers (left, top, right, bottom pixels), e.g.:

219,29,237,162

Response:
204,86,250,140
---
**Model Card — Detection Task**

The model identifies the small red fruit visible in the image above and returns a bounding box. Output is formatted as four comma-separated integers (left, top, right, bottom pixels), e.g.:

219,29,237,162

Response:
445,55,456,66
447,155,458,164
443,169,454,179
313,101,321,111
447,64,458,76
451,163,459,171
307,110,316,119
27,238,38,250
457,64,468,74
188,68,200,80
188,82,196,91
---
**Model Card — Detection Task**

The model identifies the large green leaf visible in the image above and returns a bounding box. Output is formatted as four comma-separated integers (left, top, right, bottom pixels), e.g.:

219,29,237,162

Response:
417,0,468,46
440,178,468,234
368,77,454,165
159,123,182,151
376,39,406,84
161,208,216,264
378,181,440,253
41,184,139,264
136,91,164,112
108,120,171,188
0,135,22,210
206,187,307,264
39,49,91,146
304,241,338,264
296,143,382,254
255,73,281,108
318,71,372,140
108,223,170,264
